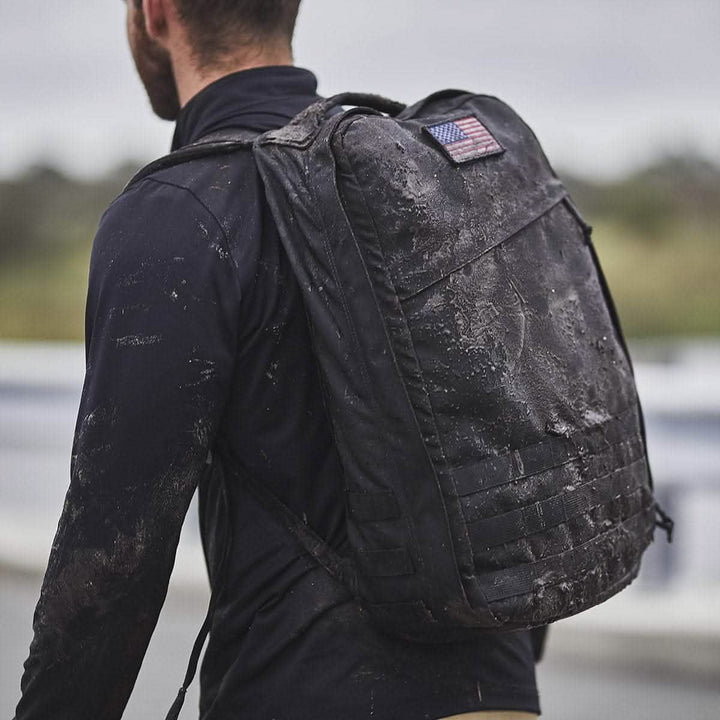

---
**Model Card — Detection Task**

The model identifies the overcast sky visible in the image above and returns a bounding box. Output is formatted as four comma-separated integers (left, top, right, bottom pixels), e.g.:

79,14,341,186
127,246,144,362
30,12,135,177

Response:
1,0,718,179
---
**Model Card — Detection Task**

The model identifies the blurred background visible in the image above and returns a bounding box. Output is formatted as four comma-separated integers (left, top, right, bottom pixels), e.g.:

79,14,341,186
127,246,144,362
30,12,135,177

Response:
1,1,718,718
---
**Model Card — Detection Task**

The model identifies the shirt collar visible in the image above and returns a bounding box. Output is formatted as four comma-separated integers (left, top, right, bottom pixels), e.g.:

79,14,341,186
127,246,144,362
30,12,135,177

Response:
172,66,320,150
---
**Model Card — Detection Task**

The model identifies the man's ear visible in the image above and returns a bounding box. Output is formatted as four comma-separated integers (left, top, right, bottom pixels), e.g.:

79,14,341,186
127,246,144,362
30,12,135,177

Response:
142,0,172,45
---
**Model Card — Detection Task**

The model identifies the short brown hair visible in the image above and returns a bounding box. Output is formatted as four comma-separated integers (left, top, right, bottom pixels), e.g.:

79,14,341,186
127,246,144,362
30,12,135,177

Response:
174,0,301,67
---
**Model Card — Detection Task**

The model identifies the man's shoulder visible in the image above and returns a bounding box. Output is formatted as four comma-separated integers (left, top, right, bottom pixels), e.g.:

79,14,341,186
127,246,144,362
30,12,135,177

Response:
120,144,260,224
100,146,261,259
90,146,264,301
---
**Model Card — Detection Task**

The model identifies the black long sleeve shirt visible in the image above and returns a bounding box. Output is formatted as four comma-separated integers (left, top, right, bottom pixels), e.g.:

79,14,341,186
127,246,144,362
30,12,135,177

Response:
16,66,539,720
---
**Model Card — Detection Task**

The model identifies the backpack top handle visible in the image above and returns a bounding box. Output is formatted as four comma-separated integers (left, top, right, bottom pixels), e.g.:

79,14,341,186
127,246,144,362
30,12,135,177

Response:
321,93,407,117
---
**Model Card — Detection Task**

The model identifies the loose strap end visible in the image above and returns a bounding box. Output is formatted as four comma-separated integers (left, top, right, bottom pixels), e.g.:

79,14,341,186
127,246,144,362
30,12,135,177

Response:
165,687,187,720
655,504,674,543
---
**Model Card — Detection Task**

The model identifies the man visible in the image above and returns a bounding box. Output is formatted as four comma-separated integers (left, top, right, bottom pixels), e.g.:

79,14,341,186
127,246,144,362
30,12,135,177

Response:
15,1,540,718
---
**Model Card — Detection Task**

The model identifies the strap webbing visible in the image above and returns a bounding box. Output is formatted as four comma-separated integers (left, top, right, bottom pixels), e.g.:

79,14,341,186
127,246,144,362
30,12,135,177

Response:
453,408,639,497
127,129,257,191
481,504,654,603
461,432,643,524
165,457,231,720
467,454,646,549
164,611,213,720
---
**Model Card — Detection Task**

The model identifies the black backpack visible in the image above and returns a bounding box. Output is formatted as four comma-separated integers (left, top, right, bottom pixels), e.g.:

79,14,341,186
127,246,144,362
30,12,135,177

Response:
254,90,670,632
133,89,672,716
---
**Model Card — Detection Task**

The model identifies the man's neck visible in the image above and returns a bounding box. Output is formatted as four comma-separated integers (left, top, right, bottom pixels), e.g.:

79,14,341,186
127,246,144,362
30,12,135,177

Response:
173,48,294,109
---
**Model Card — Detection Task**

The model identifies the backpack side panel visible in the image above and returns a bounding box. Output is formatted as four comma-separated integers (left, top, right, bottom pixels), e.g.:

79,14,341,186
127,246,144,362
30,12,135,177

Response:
255,113,494,637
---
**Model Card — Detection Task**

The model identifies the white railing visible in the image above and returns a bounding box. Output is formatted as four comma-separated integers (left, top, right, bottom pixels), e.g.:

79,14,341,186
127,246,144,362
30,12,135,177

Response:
1,340,718,587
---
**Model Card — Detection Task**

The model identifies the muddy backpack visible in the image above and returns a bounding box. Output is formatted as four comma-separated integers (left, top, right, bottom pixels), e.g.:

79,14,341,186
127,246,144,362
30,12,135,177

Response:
135,91,671,647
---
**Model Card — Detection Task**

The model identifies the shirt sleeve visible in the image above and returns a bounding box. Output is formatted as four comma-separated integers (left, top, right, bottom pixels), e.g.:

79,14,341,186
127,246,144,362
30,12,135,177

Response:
15,176,244,720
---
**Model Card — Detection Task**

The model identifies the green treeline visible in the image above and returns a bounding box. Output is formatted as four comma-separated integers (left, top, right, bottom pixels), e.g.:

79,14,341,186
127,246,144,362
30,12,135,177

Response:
0,164,135,340
0,156,719,340
565,156,720,338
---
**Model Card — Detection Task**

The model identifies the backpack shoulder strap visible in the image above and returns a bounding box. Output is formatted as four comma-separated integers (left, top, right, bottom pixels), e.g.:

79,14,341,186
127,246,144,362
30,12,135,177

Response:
125,128,258,191
129,93,406,190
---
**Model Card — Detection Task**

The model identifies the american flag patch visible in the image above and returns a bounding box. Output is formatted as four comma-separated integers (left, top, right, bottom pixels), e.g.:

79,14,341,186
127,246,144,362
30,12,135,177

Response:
425,116,503,164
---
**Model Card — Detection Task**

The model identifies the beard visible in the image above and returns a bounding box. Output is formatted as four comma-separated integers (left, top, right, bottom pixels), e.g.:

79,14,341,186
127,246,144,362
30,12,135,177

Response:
127,4,181,121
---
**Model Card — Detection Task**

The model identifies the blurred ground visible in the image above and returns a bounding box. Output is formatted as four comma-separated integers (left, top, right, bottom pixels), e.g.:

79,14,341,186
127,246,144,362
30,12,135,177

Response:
2,157,719,341
2,342,719,718
3,565,720,720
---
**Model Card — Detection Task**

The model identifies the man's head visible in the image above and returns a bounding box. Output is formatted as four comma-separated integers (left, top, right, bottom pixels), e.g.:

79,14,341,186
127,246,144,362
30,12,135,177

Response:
173,0,301,70
127,0,180,120
127,0,301,121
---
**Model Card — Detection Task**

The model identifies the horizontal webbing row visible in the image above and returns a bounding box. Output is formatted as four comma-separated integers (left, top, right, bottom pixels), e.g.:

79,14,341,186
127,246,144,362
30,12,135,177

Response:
467,453,646,550
480,501,654,603
453,408,639,497
347,490,410,577
461,433,644,524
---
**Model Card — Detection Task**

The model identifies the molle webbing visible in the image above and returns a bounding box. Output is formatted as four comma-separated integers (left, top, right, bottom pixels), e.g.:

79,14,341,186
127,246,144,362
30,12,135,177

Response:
480,506,654,604
461,433,644,524
452,409,640,496
467,452,646,549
